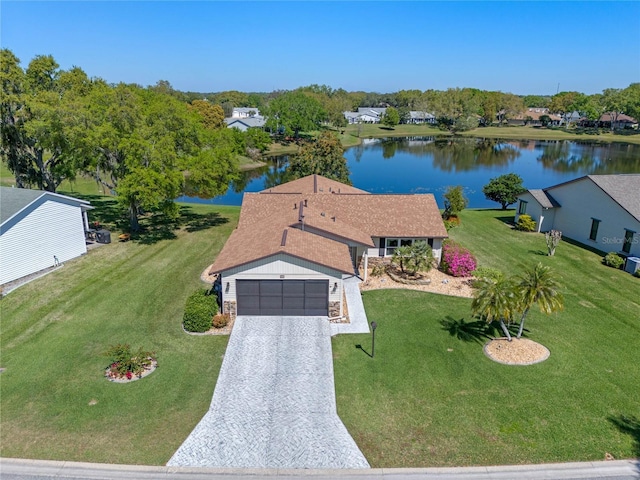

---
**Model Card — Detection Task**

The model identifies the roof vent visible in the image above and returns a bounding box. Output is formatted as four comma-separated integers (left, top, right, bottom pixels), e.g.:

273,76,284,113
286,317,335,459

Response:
321,212,325,217
294,203,297,209
304,199,308,207
332,216,336,222
281,229,288,246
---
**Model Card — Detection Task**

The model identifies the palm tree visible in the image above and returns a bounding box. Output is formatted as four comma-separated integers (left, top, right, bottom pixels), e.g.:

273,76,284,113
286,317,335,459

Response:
471,277,517,341
514,263,564,339
391,245,412,274
407,240,434,275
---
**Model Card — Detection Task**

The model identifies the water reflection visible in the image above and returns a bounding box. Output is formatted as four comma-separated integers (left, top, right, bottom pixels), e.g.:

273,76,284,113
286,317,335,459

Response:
536,140,640,174
179,137,640,208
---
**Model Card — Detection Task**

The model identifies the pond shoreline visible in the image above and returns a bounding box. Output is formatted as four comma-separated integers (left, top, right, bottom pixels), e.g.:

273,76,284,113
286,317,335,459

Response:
266,125,640,155
179,137,640,208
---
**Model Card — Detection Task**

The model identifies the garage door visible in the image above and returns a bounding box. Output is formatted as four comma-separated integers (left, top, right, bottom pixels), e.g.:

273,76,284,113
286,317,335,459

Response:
236,280,329,316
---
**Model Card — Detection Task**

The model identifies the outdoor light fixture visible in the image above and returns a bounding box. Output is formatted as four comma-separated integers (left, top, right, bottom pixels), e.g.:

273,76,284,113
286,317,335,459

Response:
333,282,338,292
225,282,230,293
370,321,378,358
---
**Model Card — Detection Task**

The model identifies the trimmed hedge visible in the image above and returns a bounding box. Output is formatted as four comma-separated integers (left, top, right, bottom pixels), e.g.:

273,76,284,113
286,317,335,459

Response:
515,214,536,232
183,289,217,333
603,252,624,269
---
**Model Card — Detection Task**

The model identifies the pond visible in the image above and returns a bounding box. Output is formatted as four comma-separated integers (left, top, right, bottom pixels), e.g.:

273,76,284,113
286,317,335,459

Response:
178,137,640,208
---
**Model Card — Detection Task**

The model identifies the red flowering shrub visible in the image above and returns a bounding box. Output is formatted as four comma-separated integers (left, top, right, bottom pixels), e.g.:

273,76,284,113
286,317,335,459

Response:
440,240,477,277
104,344,155,381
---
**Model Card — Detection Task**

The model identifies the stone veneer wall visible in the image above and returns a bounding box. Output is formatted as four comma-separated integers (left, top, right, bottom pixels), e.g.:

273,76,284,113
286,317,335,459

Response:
223,301,237,320
329,301,341,318
366,257,391,266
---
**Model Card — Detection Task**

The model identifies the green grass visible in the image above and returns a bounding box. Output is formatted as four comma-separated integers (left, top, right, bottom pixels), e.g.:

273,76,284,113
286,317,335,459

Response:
333,209,640,467
0,201,240,464
2,205,639,467
458,126,640,144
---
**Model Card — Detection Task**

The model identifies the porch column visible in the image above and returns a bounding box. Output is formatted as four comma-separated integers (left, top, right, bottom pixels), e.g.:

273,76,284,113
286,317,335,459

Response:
363,252,368,282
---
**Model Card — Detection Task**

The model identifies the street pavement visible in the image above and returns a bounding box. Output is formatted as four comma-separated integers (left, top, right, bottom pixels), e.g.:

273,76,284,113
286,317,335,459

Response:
1,458,638,479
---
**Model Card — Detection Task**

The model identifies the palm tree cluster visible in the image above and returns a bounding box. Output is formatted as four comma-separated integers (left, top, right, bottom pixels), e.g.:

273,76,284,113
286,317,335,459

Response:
471,263,564,341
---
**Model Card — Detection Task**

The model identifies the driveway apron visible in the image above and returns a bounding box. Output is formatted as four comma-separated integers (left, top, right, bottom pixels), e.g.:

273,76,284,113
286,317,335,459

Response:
167,316,370,469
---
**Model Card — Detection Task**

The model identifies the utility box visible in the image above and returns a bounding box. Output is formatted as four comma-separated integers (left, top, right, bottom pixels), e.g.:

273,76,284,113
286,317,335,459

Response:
624,256,640,275
96,229,111,244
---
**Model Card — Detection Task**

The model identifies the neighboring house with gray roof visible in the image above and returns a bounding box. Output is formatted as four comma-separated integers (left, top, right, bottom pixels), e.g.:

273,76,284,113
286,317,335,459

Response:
515,174,640,257
407,111,437,124
225,116,265,131
209,174,447,319
0,187,93,285
343,107,387,124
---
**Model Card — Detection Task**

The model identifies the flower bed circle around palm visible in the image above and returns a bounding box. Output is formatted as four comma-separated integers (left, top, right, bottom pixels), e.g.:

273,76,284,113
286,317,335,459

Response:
105,358,157,383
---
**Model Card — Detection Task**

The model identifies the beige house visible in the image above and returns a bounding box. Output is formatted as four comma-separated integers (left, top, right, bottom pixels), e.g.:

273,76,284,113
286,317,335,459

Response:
515,175,640,257
209,175,448,318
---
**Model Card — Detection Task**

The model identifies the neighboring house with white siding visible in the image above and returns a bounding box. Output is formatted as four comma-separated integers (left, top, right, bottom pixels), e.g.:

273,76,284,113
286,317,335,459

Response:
209,174,447,319
0,187,93,285
231,107,261,119
514,175,640,257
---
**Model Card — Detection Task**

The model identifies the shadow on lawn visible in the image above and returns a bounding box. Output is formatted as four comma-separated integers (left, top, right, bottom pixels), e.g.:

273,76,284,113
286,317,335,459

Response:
135,206,228,245
440,316,524,343
65,194,229,245
608,414,640,458
494,214,516,227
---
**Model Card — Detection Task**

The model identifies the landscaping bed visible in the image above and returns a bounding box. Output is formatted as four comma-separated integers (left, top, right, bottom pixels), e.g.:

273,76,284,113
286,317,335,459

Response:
361,265,474,298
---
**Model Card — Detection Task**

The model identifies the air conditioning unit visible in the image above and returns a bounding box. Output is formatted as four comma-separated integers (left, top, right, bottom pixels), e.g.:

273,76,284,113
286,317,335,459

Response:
95,230,111,244
624,256,640,275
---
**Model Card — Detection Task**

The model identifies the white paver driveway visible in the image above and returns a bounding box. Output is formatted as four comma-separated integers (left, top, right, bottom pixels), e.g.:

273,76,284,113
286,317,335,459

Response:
167,316,370,469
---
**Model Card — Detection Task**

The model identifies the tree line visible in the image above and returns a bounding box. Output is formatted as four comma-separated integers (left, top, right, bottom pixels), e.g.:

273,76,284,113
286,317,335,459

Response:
2,49,639,229
168,83,640,133
0,50,269,231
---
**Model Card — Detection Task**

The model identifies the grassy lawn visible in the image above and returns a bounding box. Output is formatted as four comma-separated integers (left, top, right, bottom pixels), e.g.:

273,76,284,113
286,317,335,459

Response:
2,203,639,467
333,209,640,467
0,200,240,465
458,126,640,145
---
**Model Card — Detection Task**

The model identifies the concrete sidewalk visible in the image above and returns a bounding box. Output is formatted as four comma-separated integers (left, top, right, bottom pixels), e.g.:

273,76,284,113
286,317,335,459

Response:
331,276,370,335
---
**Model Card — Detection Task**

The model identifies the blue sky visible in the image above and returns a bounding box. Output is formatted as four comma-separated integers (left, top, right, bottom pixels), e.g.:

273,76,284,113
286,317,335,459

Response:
2,1,639,95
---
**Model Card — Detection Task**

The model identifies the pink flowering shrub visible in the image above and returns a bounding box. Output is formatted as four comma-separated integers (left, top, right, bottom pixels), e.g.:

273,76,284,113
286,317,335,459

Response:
440,240,477,277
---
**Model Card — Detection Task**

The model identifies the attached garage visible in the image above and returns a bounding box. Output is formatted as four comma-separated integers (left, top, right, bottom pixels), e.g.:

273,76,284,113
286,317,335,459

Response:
237,279,328,316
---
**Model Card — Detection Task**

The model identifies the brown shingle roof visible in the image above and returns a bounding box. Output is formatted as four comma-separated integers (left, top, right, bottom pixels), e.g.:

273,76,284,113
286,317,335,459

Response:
292,203,374,246
210,175,448,274
261,174,369,194
599,113,637,123
209,222,354,274
240,192,448,238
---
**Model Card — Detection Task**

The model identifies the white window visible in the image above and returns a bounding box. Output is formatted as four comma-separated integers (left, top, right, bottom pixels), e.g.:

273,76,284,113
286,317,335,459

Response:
386,238,414,256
